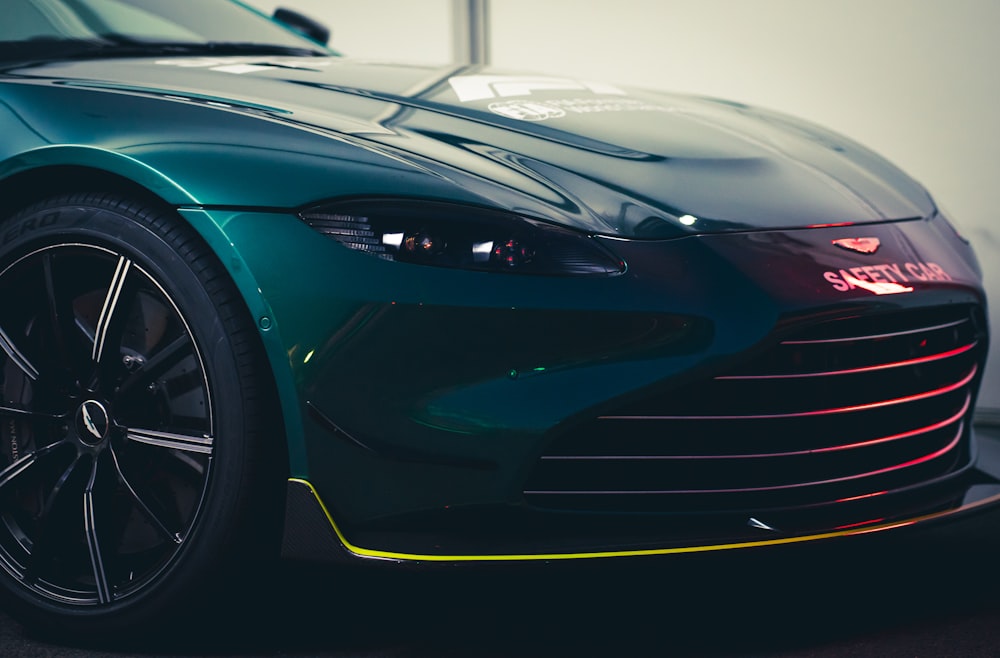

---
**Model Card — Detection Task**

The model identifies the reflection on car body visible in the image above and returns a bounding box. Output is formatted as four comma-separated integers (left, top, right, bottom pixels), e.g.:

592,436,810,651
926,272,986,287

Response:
0,0,995,640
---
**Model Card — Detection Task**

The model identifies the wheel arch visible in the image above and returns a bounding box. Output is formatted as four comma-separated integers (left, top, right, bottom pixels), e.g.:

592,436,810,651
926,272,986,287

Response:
0,150,301,480
0,146,199,216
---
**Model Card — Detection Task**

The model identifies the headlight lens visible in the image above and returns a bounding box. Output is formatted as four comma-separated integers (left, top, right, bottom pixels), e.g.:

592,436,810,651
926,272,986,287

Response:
301,201,624,276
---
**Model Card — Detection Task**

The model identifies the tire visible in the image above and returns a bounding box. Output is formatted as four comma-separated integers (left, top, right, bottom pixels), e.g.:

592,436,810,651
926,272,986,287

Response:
0,193,279,638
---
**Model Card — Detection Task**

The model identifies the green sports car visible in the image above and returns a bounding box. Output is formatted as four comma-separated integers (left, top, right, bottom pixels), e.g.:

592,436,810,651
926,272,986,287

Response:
1,0,996,637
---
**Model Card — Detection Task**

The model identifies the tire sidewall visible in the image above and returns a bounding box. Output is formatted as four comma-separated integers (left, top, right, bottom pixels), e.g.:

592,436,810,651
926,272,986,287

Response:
0,197,256,634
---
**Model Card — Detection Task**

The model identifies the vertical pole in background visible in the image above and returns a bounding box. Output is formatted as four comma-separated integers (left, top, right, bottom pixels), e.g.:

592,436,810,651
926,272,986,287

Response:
453,0,490,65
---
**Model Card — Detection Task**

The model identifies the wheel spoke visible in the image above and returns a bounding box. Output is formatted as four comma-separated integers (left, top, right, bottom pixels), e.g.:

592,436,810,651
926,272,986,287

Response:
125,428,214,455
0,212,226,612
108,446,182,545
41,251,89,372
0,325,39,381
0,404,65,420
24,454,84,584
83,460,112,604
0,441,68,491
0,441,66,491
92,256,133,365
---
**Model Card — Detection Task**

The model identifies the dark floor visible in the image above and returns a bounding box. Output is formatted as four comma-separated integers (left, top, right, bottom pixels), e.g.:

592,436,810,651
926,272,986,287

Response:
5,455,1000,656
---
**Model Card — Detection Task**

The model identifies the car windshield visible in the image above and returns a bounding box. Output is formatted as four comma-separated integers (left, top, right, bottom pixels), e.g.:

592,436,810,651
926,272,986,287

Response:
1,0,330,62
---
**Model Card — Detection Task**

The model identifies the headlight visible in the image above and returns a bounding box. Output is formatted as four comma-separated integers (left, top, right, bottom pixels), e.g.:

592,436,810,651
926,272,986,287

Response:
300,201,625,276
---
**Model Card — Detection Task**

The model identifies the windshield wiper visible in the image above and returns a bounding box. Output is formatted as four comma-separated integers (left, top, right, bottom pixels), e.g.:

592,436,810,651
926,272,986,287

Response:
100,38,327,58
0,38,327,66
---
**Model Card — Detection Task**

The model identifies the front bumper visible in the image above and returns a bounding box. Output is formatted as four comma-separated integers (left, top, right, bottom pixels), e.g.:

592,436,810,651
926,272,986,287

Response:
281,429,1000,562
217,208,994,559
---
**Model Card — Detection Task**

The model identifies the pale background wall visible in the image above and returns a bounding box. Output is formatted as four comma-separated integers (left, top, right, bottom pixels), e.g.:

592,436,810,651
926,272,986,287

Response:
243,0,453,63
244,0,1000,409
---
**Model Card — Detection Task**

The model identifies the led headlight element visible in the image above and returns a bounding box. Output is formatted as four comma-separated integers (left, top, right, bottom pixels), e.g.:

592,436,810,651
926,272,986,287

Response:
302,201,624,276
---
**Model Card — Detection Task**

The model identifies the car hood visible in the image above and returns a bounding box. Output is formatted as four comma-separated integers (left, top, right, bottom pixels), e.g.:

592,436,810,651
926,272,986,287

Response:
7,55,936,237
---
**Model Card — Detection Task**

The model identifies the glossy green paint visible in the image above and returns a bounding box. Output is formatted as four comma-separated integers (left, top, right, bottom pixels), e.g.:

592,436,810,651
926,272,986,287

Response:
219,208,744,523
0,145,199,206
2,54,935,236
0,29,984,554
177,208,310,475
217,202,986,530
0,77,462,208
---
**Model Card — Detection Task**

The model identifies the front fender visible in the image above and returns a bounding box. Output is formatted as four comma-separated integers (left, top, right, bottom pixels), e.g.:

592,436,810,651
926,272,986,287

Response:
0,144,201,206
178,207,308,476
0,148,306,474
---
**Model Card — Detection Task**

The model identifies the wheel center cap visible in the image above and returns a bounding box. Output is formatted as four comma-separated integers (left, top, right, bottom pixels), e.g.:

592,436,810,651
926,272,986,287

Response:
76,400,110,444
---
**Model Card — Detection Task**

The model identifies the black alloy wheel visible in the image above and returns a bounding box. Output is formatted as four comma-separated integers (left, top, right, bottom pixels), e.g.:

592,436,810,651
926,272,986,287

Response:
0,194,279,637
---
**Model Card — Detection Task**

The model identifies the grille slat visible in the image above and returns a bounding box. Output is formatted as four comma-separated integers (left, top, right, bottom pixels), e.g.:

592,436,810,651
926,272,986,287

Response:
780,318,968,345
541,393,970,463
716,340,977,380
600,364,976,421
527,421,963,494
525,306,984,513
526,422,962,496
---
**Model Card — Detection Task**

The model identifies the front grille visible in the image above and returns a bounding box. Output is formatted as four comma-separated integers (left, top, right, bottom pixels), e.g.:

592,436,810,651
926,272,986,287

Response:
525,306,985,513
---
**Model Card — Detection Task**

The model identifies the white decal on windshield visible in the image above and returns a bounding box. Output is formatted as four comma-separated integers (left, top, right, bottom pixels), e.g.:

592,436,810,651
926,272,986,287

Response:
155,57,331,73
449,75,625,102
488,101,567,121
210,63,273,74
487,98,674,122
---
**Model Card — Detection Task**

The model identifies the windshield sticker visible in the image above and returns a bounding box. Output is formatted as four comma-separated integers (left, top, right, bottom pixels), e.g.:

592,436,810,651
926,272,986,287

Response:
488,101,567,121
488,97,673,122
155,57,331,73
449,74,625,102
209,63,274,74
823,261,952,295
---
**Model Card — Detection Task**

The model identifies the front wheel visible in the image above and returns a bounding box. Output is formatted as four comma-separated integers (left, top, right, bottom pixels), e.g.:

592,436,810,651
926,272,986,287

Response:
0,193,280,637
